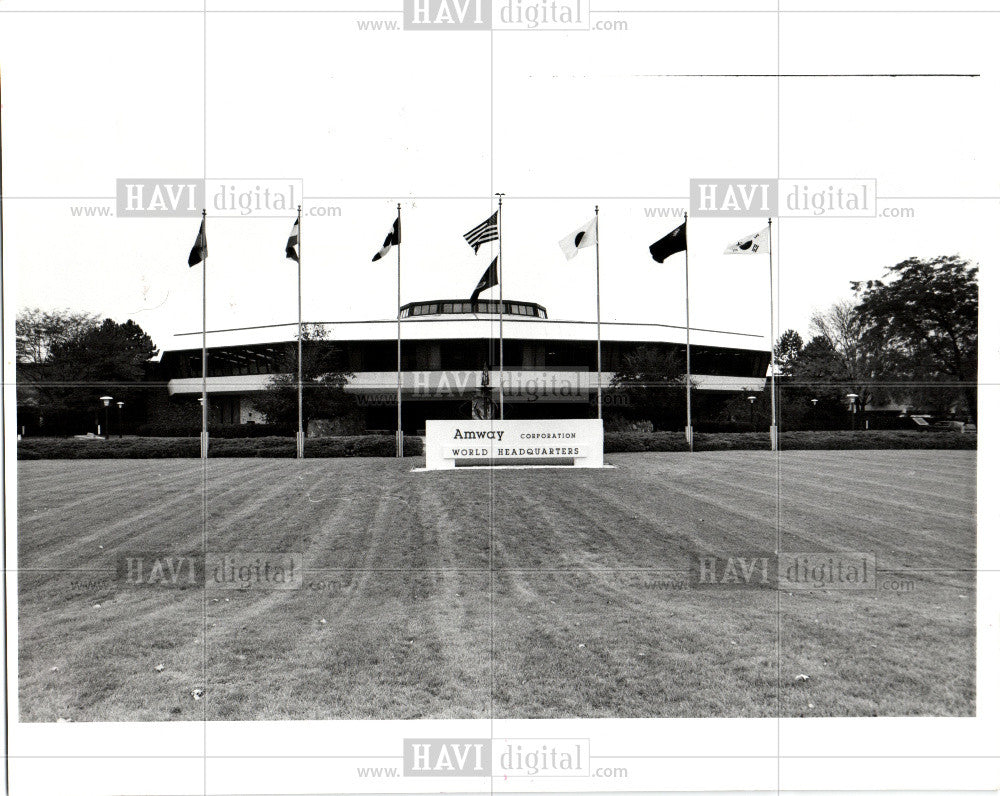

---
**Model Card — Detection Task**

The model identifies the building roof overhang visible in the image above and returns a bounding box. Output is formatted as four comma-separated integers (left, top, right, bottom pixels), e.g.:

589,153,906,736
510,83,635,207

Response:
164,316,770,354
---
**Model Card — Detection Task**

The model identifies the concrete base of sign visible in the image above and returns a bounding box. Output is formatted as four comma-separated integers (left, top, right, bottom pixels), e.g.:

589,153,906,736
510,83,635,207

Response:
424,419,604,470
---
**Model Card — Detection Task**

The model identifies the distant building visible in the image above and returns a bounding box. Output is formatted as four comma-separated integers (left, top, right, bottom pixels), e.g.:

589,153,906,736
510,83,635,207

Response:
159,298,770,432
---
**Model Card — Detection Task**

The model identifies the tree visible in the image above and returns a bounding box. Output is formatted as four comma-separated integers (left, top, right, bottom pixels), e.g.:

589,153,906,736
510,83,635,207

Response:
48,318,158,383
852,255,978,421
21,316,158,434
251,324,354,429
773,329,803,377
15,308,100,432
49,319,159,427
795,335,848,386
720,387,770,430
806,300,903,412
16,308,100,368
610,346,687,430
789,336,853,428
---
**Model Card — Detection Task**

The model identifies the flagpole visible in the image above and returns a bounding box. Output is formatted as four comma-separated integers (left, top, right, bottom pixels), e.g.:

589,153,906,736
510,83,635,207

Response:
200,209,208,460
296,206,304,459
396,203,403,458
495,193,504,420
594,205,603,421
683,211,693,452
768,217,777,452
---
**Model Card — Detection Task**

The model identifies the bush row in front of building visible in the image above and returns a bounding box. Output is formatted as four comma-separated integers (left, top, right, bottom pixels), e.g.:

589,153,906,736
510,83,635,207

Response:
16,435,424,459
17,429,974,459
605,430,977,453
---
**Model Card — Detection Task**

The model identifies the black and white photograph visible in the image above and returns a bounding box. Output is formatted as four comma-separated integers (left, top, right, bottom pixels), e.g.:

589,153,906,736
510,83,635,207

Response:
1,0,997,794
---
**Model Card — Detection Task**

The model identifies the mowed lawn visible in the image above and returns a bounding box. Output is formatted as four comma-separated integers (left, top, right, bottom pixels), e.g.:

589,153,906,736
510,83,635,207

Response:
17,450,975,721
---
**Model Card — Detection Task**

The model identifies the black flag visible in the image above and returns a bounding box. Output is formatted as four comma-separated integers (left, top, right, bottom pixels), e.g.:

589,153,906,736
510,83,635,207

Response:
285,216,300,262
188,219,207,267
372,217,401,262
471,257,498,301
649,221,686,263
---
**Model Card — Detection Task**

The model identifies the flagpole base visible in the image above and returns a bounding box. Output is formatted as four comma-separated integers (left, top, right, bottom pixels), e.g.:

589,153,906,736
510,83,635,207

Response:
296,431,305,459
395,430,404,458
770,425,778,451
684,425,694,451
200,431,209,460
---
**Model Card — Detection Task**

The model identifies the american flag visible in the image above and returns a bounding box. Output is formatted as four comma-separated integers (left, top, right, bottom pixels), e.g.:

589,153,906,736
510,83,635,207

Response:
463,211,499,254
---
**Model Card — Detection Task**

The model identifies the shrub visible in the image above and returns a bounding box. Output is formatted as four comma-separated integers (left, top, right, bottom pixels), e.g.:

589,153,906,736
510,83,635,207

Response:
696,421,765,434
17,437,200,460
306,435,423,457
698,432,773,451
18,430,972,460
603,432,689,453
604,430,976,453
17,435,424,459
778,430,976,451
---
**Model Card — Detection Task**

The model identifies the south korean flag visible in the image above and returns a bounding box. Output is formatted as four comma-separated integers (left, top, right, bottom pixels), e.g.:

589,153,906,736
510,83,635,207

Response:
724,226,770,255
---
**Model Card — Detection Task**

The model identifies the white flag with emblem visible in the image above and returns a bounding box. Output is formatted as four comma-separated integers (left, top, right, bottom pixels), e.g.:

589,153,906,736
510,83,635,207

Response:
724,226,770,255
559,217,597,260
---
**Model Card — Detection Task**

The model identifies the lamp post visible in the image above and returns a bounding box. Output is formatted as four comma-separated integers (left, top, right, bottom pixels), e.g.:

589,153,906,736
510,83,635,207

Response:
810,397,818,430
747,394,757,430
847,393,859,431
99,396,113,439
116,401,125,439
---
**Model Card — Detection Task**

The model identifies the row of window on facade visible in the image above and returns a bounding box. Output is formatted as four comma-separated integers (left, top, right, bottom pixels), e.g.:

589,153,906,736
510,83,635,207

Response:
165,341,769,380
401,301,547,318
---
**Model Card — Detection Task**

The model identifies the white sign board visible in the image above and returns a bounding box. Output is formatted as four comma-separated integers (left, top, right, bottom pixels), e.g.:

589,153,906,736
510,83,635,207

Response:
424,419,604,469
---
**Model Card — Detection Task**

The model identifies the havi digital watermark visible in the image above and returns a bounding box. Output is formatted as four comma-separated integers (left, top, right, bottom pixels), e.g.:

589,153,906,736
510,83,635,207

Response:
403,0,589,30
402,737,589,777
689,550,878,589
690,178,876,218
116,178,304,218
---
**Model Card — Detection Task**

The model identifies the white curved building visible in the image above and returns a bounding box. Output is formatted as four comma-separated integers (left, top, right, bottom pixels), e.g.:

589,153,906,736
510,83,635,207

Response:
161,298,769,431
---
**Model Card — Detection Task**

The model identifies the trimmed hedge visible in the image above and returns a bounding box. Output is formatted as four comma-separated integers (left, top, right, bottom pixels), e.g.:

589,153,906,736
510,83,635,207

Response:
605,430,977,453
604,432,773,452
17,435,423,460
18,430,974,460
17,437,201,459
778,430,977,451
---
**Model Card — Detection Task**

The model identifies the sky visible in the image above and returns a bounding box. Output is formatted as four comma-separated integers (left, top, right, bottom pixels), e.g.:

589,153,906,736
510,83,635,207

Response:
1,4,997,358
